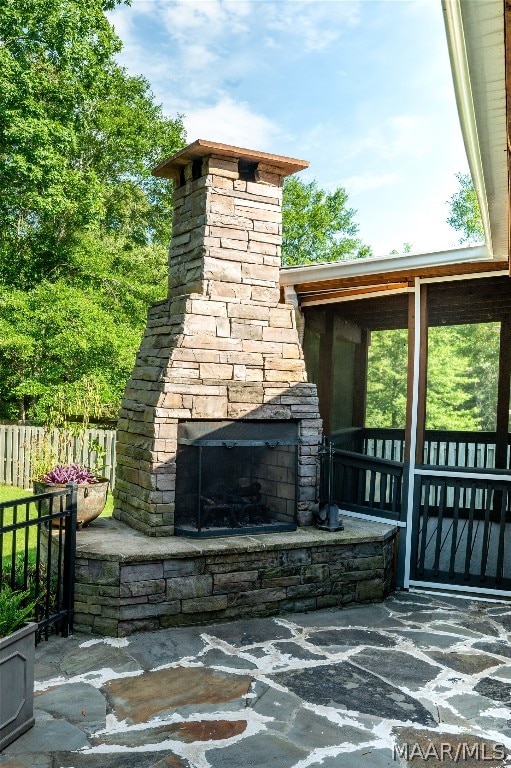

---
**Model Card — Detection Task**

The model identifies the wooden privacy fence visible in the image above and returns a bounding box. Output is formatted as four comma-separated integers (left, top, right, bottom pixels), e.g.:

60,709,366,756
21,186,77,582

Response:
0,425,116,490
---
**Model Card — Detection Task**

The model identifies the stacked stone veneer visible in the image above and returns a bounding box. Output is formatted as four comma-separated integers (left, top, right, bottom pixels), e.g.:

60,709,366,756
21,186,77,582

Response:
114,143,322,536
71,522,397,636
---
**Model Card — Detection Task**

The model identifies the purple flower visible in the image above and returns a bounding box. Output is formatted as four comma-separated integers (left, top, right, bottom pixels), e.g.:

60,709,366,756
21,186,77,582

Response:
42,463,98,485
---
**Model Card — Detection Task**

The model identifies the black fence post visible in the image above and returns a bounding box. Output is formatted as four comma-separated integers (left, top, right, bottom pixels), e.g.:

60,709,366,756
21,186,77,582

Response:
62,482,77,637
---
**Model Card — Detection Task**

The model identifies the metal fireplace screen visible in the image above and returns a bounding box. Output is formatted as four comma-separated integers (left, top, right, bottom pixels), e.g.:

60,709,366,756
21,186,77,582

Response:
174,420,299,537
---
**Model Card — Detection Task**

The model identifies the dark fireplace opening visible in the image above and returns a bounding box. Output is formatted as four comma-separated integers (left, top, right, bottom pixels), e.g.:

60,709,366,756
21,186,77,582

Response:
175,420,299,537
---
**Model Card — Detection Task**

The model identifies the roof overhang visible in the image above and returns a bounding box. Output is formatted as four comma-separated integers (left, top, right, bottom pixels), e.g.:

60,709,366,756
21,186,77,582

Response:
280,245,491,288
442,0,508,261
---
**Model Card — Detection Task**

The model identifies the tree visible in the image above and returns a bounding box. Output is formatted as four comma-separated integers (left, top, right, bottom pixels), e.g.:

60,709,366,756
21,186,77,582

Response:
365,324,494,432
447,173,484,243
282,177,371,266
426,326,479,430
365,329,408,429
0,0,186,421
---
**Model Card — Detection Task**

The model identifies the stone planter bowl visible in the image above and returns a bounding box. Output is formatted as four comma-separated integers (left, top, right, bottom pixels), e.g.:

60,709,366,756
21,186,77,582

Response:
33,478,109,528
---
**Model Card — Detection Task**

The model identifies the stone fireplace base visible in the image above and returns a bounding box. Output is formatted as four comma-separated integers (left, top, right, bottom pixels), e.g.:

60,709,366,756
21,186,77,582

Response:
72,517,398,636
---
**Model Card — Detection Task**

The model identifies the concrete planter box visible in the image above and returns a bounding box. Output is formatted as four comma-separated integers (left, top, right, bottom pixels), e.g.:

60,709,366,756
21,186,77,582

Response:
0,622,37,750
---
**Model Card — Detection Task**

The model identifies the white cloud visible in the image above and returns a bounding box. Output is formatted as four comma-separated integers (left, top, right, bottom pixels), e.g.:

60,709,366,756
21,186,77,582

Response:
159,0,251,44
183,96,284,149
340,171,400,195
265,0,360,53
344,114,431,161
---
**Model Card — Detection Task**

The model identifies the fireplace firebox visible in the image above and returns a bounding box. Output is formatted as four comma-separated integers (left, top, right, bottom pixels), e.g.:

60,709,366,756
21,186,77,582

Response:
175,421,299,537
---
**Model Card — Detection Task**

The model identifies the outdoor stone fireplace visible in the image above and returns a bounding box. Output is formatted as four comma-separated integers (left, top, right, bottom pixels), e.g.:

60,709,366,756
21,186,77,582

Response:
69,140,398,637
113,140,322,537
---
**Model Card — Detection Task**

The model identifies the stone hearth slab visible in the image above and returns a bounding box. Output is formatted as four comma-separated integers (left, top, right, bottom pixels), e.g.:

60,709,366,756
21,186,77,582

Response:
75,516,395,560
72,517,397,636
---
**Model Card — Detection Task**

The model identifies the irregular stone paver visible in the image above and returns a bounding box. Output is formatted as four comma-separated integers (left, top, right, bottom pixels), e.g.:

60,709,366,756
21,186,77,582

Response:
472,640,511,659
205,732,307,767
54,753,191,768
4,714,89,754
446,691,501,720
393,629,466,648
199,648,258,669
6,591,511,768
308,627,396,649
283,603,402,629
91,719,247,748
393,727,510,767
104,667,253,724
489,664,511,680
474,676,511,705
30,635,86,683
271,640,324,660
249,683,302,724
425,650,503,675
126,628,206,670
454,618,501,637
430,621,488,638
274,663,437,725
351,648,441,689
203,617,293,646
285,708,369,750
307,748,396,767
34,682,106,733
60,642,141,677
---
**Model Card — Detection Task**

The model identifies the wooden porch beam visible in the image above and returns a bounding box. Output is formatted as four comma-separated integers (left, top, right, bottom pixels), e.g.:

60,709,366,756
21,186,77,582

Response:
299,282,410,306
352,328,369,427
404,291,416,463
317,308,335,436
415,285,428,464
495,315,511,469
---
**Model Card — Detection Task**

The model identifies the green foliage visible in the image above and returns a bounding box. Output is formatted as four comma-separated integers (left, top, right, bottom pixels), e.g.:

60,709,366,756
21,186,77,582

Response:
456,323,499,431
366,329,408,429
389,243,412,256
0,281,141,421
0,0,186,421
282,177,371,266
426,326,479,430
447,173,484,244
365,323,499,431
0,586,36,637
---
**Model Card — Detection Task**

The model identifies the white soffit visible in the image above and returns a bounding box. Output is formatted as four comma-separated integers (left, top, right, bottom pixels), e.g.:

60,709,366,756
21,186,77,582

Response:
280,245,490,286
443,0,508,260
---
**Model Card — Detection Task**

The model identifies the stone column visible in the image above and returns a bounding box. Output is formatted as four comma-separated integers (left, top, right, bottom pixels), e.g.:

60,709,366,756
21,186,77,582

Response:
113,140,322,536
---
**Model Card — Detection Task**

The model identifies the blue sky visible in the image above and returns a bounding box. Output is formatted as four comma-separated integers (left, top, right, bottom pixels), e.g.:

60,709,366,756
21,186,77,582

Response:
107,0,470,257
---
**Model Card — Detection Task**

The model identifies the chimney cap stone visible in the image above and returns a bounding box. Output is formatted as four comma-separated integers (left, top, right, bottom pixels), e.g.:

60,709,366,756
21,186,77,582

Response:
152,139,309,179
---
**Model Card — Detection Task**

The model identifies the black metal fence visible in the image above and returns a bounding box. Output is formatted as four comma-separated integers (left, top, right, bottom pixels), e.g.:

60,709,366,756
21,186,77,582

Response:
0,483,77,641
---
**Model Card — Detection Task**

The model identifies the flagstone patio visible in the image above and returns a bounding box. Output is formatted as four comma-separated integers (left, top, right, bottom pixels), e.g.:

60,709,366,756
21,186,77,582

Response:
2,592,511,767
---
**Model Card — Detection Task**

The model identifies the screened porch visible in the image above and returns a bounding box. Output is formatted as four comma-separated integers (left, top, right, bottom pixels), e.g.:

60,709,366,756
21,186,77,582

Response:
303,273,511,594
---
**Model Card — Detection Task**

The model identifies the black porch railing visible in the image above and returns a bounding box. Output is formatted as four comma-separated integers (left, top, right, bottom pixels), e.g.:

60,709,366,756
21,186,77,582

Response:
410,469,511,590
0,484,77,640
320,439,405,523
324,427,511,591
330,427,511,470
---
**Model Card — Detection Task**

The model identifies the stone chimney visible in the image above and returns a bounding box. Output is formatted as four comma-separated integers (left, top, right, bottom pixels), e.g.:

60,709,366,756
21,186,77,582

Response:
113,140,322,536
